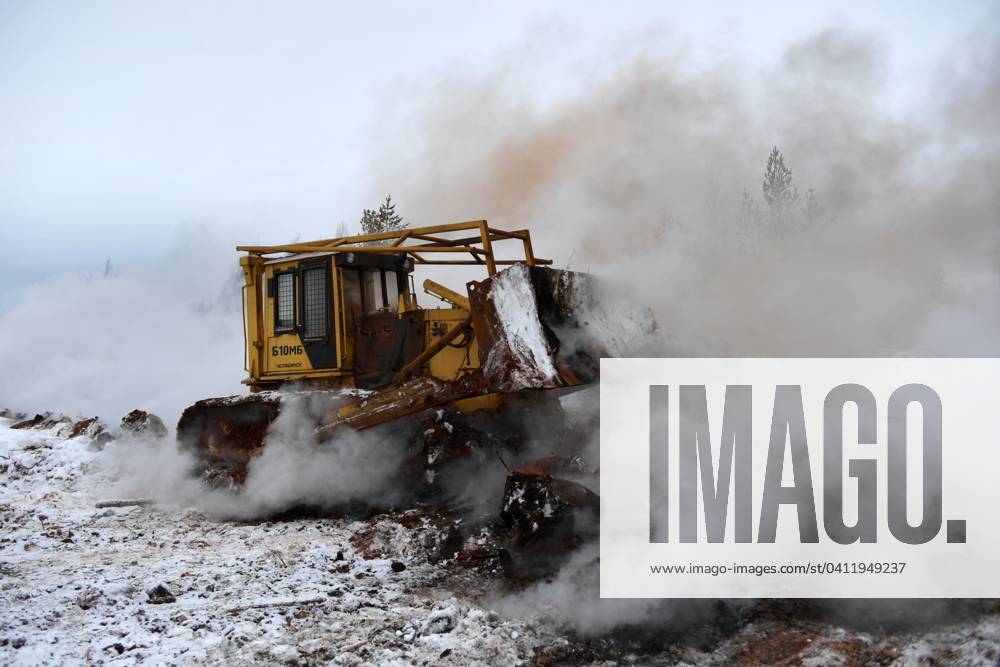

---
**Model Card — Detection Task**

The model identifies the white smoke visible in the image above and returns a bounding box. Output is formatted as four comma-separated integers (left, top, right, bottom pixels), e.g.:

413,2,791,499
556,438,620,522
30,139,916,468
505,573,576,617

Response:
101,393,411,519
0,225,246,427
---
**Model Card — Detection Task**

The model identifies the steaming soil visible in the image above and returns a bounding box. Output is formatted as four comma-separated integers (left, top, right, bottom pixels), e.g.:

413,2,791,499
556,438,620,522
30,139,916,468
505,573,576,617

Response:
3,417,1000,665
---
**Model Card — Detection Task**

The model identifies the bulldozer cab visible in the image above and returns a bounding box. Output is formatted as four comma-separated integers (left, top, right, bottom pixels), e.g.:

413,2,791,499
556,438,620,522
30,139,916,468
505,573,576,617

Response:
253,251,417,387
336,252,421,388
237,221,549,392
262,254,336,375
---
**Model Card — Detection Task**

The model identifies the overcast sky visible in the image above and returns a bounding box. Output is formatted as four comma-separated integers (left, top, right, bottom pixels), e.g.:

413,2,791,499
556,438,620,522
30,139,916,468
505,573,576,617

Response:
1,1,994,301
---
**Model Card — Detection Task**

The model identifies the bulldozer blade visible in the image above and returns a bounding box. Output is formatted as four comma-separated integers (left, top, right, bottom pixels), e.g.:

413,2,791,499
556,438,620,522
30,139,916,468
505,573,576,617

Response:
468,264,655,393
176,393,282,483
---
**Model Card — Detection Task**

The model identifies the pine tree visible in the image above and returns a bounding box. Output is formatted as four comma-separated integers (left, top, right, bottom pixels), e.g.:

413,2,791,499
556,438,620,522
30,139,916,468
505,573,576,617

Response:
739,148,826,240
360,195,406,236
762,147,799,218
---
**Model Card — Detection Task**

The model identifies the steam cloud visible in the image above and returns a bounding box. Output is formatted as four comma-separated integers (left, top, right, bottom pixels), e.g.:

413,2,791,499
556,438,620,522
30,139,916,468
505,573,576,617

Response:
103,393,410,519
0,226,246,426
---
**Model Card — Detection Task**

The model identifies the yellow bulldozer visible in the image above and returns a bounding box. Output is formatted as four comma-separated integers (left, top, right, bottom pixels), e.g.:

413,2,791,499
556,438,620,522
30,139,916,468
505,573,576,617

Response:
177,220,654,500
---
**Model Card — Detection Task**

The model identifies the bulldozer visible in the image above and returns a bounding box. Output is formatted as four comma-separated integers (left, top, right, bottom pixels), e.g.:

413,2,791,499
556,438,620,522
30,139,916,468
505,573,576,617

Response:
177,220,654,510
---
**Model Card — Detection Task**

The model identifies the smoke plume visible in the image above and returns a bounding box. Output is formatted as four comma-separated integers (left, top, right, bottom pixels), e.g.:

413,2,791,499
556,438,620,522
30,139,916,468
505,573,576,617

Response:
371,24,1000,358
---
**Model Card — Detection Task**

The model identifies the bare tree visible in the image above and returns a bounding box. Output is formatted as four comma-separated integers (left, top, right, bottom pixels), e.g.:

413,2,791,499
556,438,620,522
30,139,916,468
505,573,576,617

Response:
803,186,824,223
737,188,764,246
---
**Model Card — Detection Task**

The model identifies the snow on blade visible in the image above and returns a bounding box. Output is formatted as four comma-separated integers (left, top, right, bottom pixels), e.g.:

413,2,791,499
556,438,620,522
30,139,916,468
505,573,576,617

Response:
485,263,561,389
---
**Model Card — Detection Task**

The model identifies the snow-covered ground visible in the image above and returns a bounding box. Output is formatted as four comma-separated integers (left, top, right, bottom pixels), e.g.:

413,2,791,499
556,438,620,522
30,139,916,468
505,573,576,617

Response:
3,415,1000,666
0,417,548,665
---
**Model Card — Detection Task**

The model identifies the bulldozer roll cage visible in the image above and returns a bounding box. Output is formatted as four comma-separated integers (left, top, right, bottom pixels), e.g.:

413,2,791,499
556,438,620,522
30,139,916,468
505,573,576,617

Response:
237,220,552,276
236,221,555,390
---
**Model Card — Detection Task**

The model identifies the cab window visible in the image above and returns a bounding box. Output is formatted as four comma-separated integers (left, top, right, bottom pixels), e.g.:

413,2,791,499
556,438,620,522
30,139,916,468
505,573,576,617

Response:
384,271,400,310
359,268,402,313
341,268,362,332
274,271,295,332
301,266,328,340
361,269,381,313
